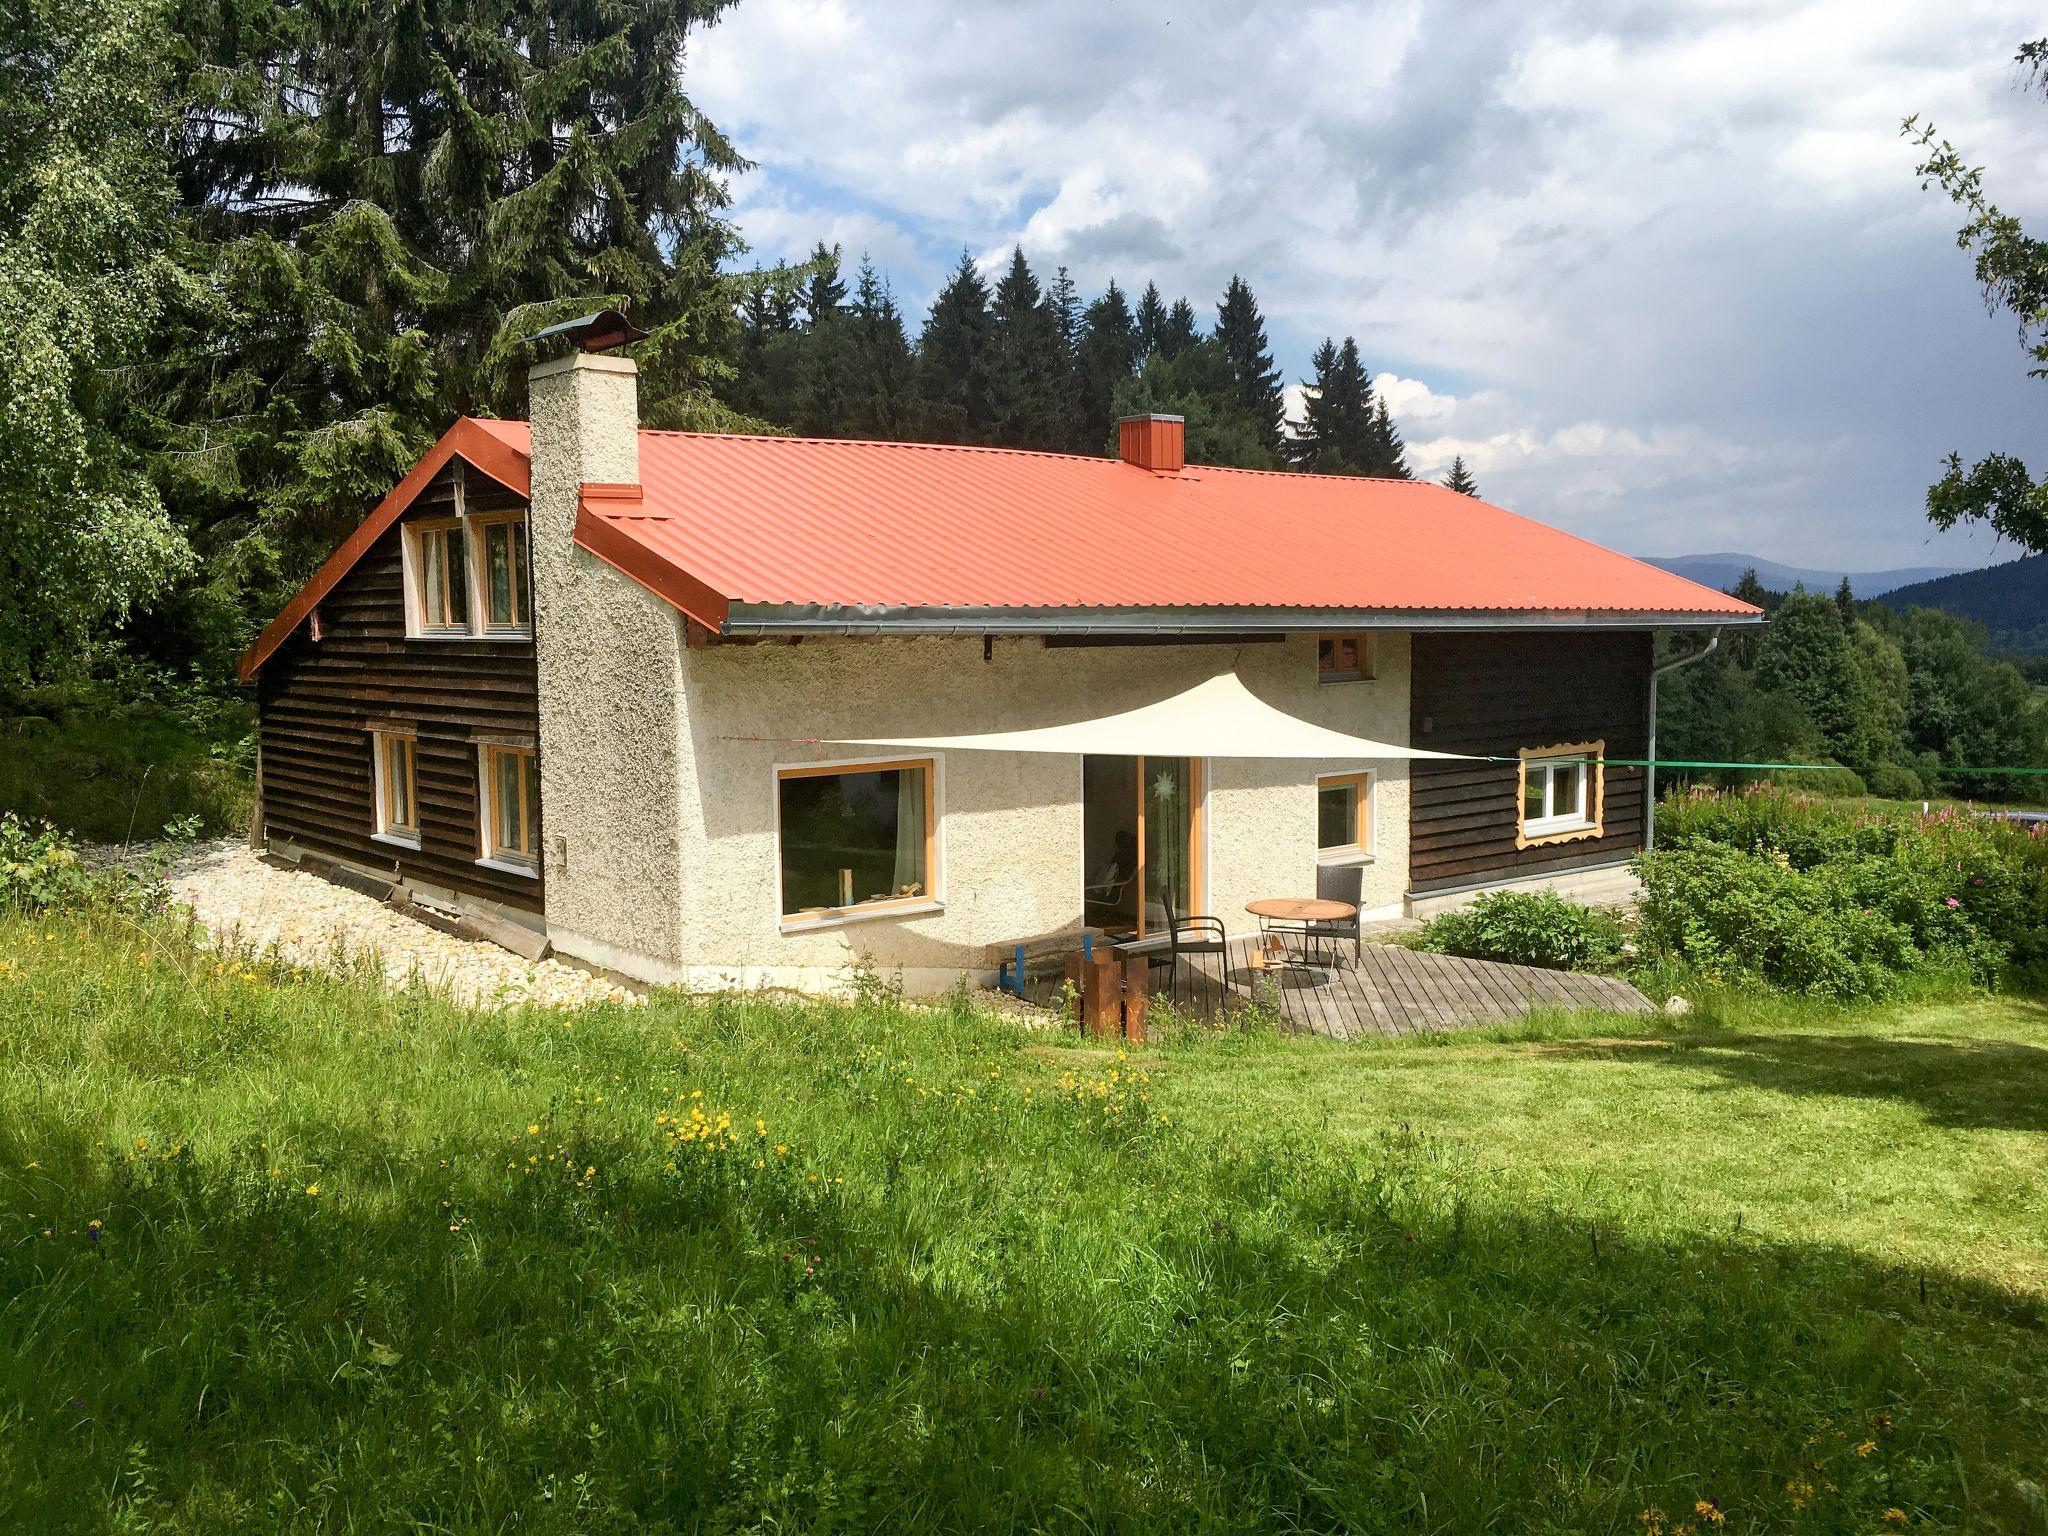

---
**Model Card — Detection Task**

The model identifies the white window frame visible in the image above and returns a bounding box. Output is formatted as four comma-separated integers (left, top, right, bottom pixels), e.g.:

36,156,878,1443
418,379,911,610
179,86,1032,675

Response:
1517,741,1605,848
369,728,421,850
1316,633,1376,684
772,753,945,932
476,741,541,878
400,467,533,642
1314,769,1377,864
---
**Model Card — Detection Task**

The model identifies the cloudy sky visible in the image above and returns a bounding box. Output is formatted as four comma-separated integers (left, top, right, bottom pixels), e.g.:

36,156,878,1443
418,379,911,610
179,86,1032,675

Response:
689,0,2048,573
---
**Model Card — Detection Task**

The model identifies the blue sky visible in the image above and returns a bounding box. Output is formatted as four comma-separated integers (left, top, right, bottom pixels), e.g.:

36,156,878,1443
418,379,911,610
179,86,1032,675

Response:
689,0,2048,573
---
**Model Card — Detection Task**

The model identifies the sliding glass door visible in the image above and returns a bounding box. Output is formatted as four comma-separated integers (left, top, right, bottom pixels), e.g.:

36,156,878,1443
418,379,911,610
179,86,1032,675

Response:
1081,755,1203,936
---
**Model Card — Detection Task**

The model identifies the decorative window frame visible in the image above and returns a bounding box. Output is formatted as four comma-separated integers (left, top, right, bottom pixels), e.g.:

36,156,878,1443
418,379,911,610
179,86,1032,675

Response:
475,740,541,878
772,753,944,931
1516,740,1605,849
1316,632,1376,684
369,726,421,850
1314,769,1377,864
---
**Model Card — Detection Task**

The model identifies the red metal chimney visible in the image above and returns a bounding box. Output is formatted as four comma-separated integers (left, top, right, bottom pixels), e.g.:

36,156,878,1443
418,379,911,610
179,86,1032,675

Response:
1118,413,1185,474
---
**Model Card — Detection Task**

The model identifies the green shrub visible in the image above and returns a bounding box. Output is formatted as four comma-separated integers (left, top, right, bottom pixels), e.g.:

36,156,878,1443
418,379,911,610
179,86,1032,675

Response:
1864,762,1926,801
1413,890,1625,971
1778,763,1866,797
1640,787,2048,996
0,814,107,910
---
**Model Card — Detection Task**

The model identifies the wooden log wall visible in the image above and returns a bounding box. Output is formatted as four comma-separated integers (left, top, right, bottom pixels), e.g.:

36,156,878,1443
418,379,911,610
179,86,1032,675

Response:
1407,631,1651,894
255,463,543,913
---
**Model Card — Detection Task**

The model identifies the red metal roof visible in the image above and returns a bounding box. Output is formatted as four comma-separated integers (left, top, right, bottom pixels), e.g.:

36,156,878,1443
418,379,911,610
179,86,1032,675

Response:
600,430,1760,619
241,418,1756,677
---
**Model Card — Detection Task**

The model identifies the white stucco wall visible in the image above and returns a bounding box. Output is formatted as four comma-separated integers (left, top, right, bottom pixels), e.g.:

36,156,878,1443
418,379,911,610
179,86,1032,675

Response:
657,631,1412,993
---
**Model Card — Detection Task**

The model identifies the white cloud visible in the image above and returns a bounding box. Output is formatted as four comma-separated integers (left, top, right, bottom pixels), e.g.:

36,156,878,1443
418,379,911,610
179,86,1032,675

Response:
690,0,2048,566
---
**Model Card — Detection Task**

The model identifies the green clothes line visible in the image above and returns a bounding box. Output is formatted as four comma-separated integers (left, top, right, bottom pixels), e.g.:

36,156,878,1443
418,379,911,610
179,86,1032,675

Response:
1483,756,2048,777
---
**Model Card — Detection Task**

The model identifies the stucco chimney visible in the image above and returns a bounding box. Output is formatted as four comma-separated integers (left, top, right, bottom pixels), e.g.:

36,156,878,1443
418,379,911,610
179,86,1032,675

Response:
526,349,688,980
1118,413,1185,474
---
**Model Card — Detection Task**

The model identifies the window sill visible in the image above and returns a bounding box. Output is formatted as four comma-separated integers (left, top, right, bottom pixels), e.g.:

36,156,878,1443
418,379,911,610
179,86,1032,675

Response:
476,855,540,880
779,899,944,935
1316,848,1377,867
371,830,421,852
404,631,530,643
1518,820,1601,849
1316,675,1375,685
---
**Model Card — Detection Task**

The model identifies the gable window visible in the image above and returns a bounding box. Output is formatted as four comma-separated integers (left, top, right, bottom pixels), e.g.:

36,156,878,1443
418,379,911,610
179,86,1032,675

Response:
478,744,540,874
370,730,420,849
476,514,530,632
1317,634,1374,683
1316,771,1375,861
776,758,938,924
402,509,531,641
1518,741,1605,848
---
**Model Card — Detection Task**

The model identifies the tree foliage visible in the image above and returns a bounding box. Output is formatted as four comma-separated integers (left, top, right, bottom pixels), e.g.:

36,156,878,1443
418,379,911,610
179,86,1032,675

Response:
1442,455,1479,496
0,0,194,682
1903,42,2048,554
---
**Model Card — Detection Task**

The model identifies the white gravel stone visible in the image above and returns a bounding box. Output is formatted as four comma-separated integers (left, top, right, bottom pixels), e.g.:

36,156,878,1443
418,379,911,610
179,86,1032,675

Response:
161,839,642,1011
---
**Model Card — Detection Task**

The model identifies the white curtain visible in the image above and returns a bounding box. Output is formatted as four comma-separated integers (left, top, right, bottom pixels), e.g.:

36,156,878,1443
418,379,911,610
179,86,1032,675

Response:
892,767,925,895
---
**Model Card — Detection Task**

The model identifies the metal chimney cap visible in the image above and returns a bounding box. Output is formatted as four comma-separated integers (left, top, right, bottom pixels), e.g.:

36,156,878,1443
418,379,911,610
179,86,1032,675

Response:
519,307,649,353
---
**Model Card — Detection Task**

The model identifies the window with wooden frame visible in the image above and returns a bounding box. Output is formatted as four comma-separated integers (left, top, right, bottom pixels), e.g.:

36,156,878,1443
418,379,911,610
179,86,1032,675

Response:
473,513,530,633
401,508,531,641
404,521,470,635
1317,633,1375,683
370,730,420,848
477,744,540,873
1315,770,1375,861
1517,741,1605,848
776,758,939,924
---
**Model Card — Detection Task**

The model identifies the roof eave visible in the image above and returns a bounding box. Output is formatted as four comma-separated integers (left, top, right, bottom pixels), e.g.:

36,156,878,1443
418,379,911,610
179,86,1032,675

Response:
716,603,1765,637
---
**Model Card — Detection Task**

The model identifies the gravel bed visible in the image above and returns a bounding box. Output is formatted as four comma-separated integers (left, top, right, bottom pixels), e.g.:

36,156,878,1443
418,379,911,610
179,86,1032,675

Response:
162,840,641,1011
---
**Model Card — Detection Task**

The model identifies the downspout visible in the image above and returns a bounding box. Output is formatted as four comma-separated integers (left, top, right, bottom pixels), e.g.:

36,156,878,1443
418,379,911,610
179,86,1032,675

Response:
1645,630,1720,852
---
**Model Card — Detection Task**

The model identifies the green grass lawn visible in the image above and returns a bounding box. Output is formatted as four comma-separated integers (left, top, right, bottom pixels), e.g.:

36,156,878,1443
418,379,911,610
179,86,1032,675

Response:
4,913,2046,1533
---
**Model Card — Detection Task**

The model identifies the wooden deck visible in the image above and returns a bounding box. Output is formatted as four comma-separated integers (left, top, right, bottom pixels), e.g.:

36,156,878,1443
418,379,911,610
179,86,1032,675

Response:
1126,937,1651,1039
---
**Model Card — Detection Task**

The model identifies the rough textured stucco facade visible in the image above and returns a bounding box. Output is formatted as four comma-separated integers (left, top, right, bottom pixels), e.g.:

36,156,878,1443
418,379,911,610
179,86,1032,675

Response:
662,631,1412,993
528,354,691,976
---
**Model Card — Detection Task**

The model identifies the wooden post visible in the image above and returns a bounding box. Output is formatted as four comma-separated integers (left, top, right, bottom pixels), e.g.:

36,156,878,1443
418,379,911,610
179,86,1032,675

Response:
1121,958,1149,1045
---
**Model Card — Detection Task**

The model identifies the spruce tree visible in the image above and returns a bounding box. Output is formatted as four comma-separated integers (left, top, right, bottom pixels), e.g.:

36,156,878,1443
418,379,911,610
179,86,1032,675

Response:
841,257,916,440
1442,456,1479,496
1110,339,1278,470
915,249,994,444
800,242,848,327
1294,337,1374,473
162,0,754,586
1213,276,1285,459
1075,281,1139,453
1134,282,1168,359
1160,297,1201,359
1835,575,1857,623
987,247,1071,452
1369,398,1411,479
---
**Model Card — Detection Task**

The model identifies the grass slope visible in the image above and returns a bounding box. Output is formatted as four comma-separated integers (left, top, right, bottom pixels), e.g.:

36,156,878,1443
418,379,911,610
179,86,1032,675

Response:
3,914,2046,1533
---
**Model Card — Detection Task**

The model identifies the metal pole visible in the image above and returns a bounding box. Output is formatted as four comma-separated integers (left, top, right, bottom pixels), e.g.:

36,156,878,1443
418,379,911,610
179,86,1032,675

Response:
1645,630,1720,852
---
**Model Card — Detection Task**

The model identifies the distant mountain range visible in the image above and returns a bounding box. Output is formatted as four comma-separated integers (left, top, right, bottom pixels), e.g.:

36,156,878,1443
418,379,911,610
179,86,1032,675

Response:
1636,552,1967,598
1875,555,2048,656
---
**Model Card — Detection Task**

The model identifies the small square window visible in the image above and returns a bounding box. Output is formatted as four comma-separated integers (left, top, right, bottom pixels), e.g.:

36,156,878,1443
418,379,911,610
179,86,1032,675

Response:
1317,634,1374,683
479,744,540,872
1518,743,1603,846
371,731,420,848
1316,772,1373,858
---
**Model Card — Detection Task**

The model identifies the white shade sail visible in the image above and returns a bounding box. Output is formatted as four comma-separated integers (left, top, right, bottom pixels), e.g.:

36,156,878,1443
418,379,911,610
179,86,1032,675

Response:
830,669,1478,760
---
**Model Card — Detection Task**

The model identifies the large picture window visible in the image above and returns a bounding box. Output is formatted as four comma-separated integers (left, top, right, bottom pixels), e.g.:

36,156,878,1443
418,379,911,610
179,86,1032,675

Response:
776,758,937,922
371,730,419,848
478,744,540,872
1518,741,1604,847
1316,771,1374,860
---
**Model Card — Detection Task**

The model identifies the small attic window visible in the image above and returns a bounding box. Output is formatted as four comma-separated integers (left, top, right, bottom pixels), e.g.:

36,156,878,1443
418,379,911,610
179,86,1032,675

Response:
401,498,530,642
1317,634,1374,683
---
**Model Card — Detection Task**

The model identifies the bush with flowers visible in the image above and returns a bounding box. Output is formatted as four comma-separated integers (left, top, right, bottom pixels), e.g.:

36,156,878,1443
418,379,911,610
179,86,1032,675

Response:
1638,787,2048,997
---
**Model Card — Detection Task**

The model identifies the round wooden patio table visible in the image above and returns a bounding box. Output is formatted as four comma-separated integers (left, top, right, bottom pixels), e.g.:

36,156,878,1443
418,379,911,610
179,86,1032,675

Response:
1246,897,1357,968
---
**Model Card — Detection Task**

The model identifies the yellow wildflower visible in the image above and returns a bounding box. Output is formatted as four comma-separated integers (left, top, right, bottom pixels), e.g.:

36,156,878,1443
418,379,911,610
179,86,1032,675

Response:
305,1183,320,1197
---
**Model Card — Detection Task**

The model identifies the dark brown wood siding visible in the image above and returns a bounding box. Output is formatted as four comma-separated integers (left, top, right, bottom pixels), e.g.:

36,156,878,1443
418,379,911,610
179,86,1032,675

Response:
1407,631,1651,894
255,464,542,913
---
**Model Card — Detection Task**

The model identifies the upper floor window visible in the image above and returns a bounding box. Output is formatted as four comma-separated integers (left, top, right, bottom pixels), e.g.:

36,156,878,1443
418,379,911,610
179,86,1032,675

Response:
1518,741,1604,847
403,510,531,640
1317,633,1374,683
370,729,420,849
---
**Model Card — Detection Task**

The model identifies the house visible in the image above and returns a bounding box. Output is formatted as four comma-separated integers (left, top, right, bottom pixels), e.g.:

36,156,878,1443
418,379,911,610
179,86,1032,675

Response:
237,327,1762,992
